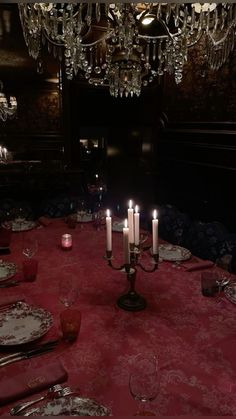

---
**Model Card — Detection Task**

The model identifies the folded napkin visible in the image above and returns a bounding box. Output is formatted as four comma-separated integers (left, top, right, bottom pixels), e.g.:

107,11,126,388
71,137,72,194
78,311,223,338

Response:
0,361,68,406
0,228,12,248
38,216,52,227
182,259,214,272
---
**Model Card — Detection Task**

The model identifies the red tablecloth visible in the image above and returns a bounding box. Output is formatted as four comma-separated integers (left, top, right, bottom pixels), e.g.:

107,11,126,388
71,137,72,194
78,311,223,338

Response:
0,219,236,415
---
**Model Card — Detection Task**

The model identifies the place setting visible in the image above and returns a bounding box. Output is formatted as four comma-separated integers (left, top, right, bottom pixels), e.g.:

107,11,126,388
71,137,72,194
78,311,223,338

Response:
0,287,111,416
2,219,37,233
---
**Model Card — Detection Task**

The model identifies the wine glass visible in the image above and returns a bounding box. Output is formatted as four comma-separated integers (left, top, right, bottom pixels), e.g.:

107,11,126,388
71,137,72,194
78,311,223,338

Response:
216,271,231,306
22,234,38,258
129,353,159,416
93,203,105,231
77,200,87,228
59,275,79,308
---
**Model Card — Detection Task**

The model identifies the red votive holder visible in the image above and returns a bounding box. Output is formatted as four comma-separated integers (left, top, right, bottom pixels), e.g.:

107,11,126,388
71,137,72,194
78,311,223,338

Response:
60,309,81,343
61,233,72,250
22,258,38,282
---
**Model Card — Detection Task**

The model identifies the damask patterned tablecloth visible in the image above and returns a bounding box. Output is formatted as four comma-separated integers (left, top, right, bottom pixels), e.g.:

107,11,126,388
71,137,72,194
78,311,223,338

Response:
0,219,236,415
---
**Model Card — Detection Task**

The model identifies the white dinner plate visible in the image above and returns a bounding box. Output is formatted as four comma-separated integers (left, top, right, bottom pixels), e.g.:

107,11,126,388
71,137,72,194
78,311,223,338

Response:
159,244,191,262
23,396,110,416
0,260,17,282
0,302,53,345
224,282,236,304
75,213,93,223
2,220,36,232
112,221,123,232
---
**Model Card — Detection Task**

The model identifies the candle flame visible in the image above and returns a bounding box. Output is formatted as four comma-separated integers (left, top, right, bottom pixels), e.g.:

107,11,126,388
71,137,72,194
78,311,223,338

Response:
128,200,133,209
153,209,158,220
135,205,139,213
124,219,128,228
106,209,110,217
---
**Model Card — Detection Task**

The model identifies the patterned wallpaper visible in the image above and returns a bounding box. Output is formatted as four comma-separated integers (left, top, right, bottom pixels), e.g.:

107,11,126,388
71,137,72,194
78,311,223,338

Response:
1,87,61,133
163,36,236,123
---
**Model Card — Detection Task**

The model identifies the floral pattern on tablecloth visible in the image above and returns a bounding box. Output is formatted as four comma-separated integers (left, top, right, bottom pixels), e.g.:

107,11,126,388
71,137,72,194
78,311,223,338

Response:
0,219,236,415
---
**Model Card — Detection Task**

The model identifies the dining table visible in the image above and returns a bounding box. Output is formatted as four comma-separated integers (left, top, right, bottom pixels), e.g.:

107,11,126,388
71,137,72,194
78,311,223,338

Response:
0,217,236,416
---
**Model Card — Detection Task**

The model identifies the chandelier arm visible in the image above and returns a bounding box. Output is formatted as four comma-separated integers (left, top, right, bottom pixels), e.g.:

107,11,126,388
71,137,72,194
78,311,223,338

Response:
207,22,236,47
138,34,170,41
42,26,115,49
186,31,204,48
80,28,115,48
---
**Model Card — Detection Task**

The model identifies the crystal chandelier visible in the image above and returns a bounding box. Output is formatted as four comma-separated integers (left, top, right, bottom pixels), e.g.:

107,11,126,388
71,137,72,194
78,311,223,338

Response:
0,80,17,121
19,3,236,98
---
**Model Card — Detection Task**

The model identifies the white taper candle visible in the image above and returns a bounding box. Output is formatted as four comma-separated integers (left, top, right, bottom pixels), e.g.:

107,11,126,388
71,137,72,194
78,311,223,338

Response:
106,209,112,252
127,199,134,244
134,205,140,246
123,219,130,265
152,209,158,255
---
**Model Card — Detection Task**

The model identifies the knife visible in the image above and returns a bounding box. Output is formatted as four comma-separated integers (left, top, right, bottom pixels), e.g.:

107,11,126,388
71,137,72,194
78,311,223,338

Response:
0,280,20,288
0,340,59,367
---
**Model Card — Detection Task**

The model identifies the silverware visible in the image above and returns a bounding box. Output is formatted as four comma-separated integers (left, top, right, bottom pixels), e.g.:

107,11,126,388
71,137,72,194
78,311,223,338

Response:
0,340,59,367
10,384,65,415
0,280,20,288
0,339,59,365
0,300,25,312
20,387,76,416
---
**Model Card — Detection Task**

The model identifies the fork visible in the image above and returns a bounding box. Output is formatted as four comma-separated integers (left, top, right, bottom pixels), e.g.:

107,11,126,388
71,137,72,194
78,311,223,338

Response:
15,387,76,416
10,384,64,415
0,300,24,313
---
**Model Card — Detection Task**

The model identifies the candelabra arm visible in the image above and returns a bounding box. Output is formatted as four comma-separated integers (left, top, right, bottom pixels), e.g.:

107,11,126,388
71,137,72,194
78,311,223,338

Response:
105,250,125,271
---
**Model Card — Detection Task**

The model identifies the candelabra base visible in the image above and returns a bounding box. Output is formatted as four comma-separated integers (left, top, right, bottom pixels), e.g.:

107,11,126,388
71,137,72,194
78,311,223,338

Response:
117,291,147,312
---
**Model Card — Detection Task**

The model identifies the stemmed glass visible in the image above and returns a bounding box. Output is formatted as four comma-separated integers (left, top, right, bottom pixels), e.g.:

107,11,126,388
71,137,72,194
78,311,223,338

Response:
77,200,87,228
216,272,231,306
129,353,159,416
59,275,79,308
22,234,38,258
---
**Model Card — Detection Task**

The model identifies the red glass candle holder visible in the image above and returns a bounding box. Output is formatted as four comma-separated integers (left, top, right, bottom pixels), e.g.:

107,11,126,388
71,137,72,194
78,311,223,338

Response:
61,234,72,250
22,258,38,282
60,309,81,342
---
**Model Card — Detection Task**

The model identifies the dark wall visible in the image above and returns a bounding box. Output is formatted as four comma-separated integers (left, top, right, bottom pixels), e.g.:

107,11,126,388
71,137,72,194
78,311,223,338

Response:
158,36,236,231
67,81,163,210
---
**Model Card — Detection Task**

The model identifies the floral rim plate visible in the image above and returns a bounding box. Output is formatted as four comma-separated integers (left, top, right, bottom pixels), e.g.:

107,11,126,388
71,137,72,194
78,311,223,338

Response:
23,396,110,416
2,220,36,232
0,260,17,282
224,282,236,304
159,244,191,262
72,213,93,223
0,302,53,346
112,221,123,232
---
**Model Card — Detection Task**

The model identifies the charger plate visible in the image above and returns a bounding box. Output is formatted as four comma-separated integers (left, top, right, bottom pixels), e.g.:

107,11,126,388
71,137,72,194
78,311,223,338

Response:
0,302,53,345
0,260,17,282
23,396,110,416
159,244,191,262
224,282,236,304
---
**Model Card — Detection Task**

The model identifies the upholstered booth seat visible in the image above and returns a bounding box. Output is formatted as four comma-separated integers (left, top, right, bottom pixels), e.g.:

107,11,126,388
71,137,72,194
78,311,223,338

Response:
0,198,34,221
158,204,192,246
39,194,86,218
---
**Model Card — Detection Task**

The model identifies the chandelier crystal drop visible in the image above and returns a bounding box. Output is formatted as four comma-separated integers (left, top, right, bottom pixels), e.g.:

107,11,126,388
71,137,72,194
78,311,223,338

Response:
0,81,17,122
19,3,236,98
